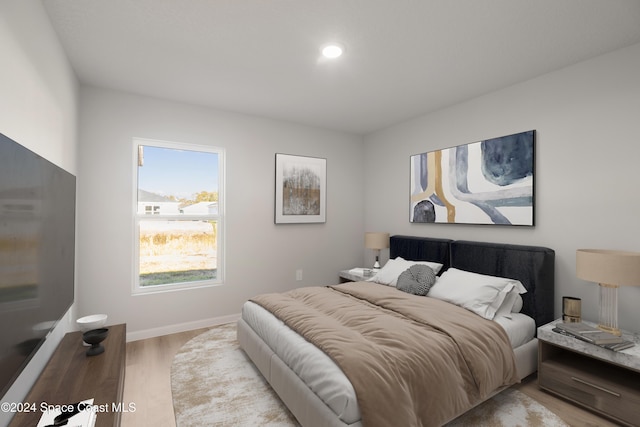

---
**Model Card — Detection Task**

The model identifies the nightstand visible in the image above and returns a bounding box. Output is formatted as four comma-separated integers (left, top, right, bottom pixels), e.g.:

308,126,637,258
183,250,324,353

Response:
537,319,640,426
339,268,375,283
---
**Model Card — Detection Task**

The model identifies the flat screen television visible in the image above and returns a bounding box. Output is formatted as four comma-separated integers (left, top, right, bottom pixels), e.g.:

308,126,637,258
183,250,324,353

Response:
0,132,76,398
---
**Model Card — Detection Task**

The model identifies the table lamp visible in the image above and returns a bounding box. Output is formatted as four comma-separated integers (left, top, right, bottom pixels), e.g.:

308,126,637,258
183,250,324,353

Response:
365,232,389,269
576,249,640,336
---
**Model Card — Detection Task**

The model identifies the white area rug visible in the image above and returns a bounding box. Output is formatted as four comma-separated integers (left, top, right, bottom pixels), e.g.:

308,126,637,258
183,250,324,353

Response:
171,322,568,427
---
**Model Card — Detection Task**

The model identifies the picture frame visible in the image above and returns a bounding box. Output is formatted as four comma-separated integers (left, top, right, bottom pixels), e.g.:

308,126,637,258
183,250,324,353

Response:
410,130,535,226
275,153,326,224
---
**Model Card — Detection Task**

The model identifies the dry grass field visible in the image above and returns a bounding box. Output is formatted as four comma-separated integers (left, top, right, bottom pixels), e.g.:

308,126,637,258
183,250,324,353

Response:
138,220,217,285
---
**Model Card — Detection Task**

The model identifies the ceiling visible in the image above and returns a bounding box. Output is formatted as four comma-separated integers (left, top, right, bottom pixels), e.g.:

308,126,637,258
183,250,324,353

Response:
42,0,640,135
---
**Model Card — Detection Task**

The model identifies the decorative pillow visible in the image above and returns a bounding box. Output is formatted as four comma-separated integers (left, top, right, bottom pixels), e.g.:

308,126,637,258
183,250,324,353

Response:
367,257,443,287
427,268,527,320
396,265,437,296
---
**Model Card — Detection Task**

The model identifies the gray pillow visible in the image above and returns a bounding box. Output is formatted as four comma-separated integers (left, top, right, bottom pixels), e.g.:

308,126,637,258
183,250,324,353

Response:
396,264,436,296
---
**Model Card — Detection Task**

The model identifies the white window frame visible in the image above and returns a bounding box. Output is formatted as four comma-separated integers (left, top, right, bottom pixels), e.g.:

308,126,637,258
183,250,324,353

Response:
132,138,225,295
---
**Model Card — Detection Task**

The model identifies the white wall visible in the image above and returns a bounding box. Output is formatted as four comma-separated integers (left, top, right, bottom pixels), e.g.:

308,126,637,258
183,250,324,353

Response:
0,0,78,423
363,42,640,332
77,87,364,339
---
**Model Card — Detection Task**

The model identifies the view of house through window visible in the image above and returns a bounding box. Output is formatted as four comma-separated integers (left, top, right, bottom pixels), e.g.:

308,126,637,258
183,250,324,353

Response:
134,139,223,292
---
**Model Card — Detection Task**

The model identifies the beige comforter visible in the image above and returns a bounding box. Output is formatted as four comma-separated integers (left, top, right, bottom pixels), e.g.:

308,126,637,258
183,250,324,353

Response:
251,281,518,427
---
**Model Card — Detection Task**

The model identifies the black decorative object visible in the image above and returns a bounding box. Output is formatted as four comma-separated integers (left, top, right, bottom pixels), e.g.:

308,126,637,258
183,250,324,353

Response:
47,402,88,427
82,328,109,356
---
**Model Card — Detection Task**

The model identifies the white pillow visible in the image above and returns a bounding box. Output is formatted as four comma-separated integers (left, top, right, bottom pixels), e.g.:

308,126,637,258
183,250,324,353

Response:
511,293,524,312
366,258,402,286
494,291,524,319
405,259,444,275
427,268,526,320
367,257,443,287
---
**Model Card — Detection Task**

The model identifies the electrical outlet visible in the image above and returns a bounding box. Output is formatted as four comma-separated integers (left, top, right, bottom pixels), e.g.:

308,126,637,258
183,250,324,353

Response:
296,269,303,281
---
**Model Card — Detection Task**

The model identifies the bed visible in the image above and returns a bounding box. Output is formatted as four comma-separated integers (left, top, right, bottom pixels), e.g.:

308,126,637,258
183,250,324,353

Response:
237,236,555,427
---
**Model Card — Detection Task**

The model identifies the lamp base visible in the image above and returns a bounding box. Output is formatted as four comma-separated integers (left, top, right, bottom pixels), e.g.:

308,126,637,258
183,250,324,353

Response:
598,283,620,336
373,255,380,270
597,324,622,336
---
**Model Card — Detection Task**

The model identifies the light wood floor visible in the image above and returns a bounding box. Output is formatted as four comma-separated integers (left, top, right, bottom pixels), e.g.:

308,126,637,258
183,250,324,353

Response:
122,327,211,427
122,327,619,427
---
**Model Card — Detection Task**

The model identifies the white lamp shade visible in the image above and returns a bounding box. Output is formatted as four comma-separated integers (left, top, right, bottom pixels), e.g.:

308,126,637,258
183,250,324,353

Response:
576,249,640,286
365,233,389,250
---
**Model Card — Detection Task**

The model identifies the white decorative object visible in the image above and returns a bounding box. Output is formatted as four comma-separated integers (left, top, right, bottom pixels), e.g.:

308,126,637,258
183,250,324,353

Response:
76,314,108,332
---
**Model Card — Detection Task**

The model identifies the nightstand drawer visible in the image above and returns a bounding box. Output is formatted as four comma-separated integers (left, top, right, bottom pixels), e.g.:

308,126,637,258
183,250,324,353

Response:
539,354,640,426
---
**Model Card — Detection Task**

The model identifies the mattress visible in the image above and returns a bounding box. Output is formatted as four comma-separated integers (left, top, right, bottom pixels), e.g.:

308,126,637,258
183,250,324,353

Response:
241,299,535,425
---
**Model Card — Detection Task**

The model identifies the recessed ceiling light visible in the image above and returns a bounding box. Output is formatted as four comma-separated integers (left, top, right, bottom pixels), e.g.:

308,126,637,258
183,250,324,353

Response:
321,43,344,59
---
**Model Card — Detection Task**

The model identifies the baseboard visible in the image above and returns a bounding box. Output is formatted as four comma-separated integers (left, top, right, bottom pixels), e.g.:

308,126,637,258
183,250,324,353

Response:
126,313,241,342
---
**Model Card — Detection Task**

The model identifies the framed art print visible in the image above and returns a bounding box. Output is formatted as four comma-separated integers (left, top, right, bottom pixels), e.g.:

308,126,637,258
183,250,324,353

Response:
275,153,326,224
410,130,535,226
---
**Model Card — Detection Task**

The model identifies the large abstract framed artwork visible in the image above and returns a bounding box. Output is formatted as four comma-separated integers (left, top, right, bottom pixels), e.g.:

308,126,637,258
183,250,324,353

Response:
275,153,326,224
410,130,535,226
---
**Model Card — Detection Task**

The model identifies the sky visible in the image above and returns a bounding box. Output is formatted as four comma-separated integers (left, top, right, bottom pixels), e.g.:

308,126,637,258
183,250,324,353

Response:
137,145,219,200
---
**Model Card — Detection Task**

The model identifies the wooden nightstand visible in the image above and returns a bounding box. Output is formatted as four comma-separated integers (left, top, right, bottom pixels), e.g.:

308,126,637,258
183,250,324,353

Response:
537,319,640,426
339,268,375,283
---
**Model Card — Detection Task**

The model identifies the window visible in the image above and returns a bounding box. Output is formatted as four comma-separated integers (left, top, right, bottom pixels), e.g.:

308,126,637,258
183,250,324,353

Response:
144,205,160,215
133,138,224,293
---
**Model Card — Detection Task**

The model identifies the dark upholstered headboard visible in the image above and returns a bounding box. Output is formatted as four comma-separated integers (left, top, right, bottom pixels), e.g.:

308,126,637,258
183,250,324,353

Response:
389,236,555,327
389,235,452,272
450,240,555,327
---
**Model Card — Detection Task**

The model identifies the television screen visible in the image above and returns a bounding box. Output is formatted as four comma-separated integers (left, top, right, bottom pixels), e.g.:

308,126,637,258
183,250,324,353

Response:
0,133,76,397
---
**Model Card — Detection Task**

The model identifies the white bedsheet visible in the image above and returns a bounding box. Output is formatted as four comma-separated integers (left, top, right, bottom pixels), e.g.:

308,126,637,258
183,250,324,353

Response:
494,313,536,348
241,300,536,424
242,301,361,423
